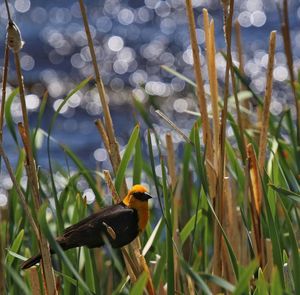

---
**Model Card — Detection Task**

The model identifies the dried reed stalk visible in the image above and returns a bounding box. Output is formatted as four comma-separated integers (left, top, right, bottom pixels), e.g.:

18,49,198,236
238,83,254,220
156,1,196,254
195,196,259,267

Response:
0,44,9,144
165,133,180,291
265,238,273,281
203,10,220,168
26,267,42,295
184,0,212,150
155,110,192,145
16,95,56,295
208,20,219,151
95,119,110,153
280,0,300,144
258,31,276,173
0,208,7,295
78,1,152,288
166,133,177,190
210,0,234,282
103,170,138,280
186,274,196,295
78,0,122,178
103,171,155,294
103,170,121,203
0,143,39,238
0,39,10,295
247,144,266,267
5,11,57,292
236,208,249,265
222,177,237,283
106,263,113,295
234,20,250,130
234,21,244,75
184,2,216,221
203,9,222,283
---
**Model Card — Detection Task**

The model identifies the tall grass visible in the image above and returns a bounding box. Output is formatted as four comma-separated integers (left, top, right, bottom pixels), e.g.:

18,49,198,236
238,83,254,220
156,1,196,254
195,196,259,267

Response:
1,0,300,294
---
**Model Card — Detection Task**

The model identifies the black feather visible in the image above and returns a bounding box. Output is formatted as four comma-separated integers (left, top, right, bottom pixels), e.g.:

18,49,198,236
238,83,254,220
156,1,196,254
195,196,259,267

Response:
21,202,139,269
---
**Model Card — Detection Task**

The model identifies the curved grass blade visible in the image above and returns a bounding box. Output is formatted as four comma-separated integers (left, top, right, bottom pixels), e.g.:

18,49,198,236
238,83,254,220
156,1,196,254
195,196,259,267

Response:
263,185,285,287
61,144,102,206
129,272,148,295
277,197,300,293
161,65,197,88
115,124,140,194
132,97,153,129
180,210,202,244
133,135,142,185
205,196,239,280
6,230,24,266
160,157,174,295
5,264,30,295
47,77,92,233
4,88,19,145
142,218,163,256
233,260,258,295
180,257,212,295
32,92,48,148
38,203,95,295
200,273,235,293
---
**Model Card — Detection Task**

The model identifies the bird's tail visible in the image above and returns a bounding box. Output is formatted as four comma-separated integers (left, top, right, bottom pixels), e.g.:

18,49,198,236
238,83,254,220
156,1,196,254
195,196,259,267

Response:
21,253,42,270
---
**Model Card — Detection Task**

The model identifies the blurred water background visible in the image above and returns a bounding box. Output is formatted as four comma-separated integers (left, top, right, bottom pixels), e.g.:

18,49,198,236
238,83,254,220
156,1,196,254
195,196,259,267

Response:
0,0,300,173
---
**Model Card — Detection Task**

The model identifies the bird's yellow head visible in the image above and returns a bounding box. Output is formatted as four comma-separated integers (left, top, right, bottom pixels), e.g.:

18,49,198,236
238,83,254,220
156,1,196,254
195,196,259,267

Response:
123,184,152,232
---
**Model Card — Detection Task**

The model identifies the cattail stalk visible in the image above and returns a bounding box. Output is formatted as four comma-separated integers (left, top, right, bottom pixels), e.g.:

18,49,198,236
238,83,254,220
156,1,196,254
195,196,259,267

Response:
247,144,265,266
4,9,57,292
0,44,9,144
258,31,276,173
78,1,152,288
280,0,300,145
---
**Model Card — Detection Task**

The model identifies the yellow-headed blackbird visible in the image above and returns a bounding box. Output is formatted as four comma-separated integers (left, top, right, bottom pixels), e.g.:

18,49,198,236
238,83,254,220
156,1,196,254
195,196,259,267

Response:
21,184,152,269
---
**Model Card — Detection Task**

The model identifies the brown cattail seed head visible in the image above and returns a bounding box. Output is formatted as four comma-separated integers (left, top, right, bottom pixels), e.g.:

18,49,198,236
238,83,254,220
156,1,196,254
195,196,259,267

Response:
7,21,24,52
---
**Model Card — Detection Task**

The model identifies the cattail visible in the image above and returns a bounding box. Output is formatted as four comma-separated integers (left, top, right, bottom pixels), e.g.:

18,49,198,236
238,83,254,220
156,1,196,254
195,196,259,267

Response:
6,21,24,52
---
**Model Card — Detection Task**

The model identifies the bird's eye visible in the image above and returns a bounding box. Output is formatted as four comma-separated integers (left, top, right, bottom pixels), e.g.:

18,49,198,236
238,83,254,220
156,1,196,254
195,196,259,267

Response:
132,192,152,201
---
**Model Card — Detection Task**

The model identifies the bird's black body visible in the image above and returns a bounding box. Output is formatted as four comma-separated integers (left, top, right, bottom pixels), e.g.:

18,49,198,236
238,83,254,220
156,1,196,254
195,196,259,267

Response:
58,202,139,249
21,202,139,269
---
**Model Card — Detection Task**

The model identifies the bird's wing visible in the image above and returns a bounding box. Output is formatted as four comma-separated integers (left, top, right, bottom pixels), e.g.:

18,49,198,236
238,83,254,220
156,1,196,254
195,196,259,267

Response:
58,203,139,249
63,203,122,235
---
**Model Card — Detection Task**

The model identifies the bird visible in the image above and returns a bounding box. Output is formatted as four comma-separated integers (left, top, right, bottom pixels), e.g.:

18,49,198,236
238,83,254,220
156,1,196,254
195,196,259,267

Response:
21,184,152,269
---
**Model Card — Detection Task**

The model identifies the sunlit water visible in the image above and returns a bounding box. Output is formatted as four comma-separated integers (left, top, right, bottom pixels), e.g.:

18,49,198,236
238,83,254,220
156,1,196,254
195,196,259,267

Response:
0,0,300,205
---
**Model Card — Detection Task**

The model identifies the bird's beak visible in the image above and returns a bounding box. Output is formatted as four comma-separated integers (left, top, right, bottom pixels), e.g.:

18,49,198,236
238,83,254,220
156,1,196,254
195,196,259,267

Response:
144,192,152,200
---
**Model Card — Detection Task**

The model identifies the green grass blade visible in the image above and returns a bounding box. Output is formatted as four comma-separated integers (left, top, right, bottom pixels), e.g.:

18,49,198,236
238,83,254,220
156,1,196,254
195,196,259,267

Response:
129,272,148,295
277,198,300,293
160,157,175,295
132,98,153,129
47,77,92,233
255,268,268,295
180,258,212,295
4,88,19,145
83,248,96,293
142,218,163,256
32,92,48,149
270,268,283,295
263,185,285,286
62,144,102,206
200,274,235,293
115,124,140,194
133,135,142,185
38,203,95,295
161,65,197,88
180,210,202,244
233,260,258,295
205,196,239,280
6,264,31,295
6,230,24,266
